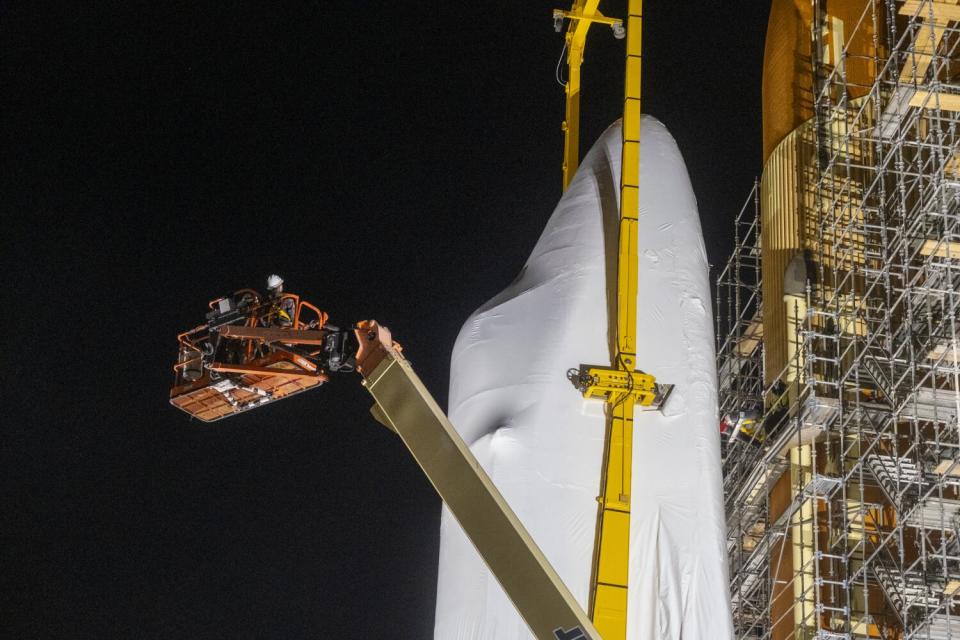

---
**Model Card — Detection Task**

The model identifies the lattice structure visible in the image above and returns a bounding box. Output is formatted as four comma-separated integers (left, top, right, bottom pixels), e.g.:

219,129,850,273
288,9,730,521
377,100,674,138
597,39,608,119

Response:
720,2,960,638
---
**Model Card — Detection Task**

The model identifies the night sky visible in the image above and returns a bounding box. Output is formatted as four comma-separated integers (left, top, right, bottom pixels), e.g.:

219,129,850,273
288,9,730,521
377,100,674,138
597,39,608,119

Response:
5,3,768,638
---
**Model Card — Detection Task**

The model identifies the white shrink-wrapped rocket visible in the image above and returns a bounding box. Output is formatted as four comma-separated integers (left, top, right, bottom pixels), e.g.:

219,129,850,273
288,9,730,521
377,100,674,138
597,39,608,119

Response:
434,118,733,640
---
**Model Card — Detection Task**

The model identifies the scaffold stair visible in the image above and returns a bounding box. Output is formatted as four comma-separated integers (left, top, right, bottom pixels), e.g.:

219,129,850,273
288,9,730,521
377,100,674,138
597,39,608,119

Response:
861,351,896,403
874,560,941,614
866,453,925,509
730,538,768,617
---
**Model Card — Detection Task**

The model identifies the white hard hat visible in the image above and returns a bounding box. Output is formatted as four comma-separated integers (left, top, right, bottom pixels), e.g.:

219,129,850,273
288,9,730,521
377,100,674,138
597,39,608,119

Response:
267,274,284,290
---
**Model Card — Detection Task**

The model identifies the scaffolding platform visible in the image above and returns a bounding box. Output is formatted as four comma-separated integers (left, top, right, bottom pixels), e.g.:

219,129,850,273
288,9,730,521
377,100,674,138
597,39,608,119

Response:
717,3,960,636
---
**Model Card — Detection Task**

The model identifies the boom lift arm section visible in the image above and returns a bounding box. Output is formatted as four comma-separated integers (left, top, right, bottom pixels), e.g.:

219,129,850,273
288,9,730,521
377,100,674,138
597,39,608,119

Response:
355,322,600,640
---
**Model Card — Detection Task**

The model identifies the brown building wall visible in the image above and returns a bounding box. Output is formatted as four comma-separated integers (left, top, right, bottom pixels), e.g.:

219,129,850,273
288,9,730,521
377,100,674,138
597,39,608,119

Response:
763,0,879,161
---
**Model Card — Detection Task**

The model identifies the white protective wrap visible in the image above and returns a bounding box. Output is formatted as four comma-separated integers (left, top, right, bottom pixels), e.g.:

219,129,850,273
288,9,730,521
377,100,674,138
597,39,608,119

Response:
434,119,733,640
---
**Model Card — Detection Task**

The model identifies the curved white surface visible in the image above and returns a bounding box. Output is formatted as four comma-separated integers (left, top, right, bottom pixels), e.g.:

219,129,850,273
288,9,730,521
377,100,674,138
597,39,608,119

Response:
434,118,733,640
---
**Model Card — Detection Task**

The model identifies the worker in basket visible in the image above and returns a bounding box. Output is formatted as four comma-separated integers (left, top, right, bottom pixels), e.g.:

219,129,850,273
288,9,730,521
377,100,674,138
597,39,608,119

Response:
720,409,763,445
267,274,296,327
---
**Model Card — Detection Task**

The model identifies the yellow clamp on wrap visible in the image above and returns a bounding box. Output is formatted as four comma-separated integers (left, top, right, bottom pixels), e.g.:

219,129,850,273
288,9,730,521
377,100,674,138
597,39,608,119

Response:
574,365,660,407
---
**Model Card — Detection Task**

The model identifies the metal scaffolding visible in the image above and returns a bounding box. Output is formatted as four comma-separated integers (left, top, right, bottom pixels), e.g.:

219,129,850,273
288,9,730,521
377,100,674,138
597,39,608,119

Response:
719,1,960,638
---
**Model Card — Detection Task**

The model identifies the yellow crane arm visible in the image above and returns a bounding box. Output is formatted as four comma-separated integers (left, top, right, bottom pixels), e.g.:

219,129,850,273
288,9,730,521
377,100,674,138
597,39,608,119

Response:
354,321,601,640
562,2,660,639
559,0,603,190
589,4,644,638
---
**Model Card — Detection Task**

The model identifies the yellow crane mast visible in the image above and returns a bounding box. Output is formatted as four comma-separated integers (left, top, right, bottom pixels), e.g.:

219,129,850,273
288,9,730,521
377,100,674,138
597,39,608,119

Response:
554,2,629,190
558,3,668,639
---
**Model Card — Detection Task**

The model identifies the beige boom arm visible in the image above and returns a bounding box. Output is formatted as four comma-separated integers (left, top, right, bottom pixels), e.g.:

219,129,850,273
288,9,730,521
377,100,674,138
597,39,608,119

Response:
354,321,600,640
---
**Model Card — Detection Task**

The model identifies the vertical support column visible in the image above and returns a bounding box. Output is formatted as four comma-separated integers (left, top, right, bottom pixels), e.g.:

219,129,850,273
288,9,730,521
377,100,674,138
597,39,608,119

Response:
784,255,808,406
560,0,601,191
562,43,583,190
784,255,817,637
790,444,817,639
590,401,633,637
617,1,643,365
588,3,642,639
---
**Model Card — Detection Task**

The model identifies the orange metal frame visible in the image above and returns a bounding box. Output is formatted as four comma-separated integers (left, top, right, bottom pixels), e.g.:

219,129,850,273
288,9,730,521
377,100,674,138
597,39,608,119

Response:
173,290,330,378
171,290,337,421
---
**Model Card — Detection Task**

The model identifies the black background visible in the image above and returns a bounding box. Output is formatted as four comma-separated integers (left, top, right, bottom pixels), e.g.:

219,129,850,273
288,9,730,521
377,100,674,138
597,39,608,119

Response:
4,2,769,637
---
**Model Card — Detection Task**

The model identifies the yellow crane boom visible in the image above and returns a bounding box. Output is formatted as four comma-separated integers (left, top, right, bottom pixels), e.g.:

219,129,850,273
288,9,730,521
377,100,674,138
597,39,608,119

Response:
558,3,665,639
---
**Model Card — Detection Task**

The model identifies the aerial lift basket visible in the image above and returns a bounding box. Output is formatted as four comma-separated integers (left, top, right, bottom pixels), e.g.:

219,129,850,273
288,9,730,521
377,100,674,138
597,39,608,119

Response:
170,285,350,422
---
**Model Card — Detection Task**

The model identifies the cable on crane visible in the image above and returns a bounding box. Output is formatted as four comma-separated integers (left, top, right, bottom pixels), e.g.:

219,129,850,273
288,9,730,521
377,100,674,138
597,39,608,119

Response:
555,41,568,88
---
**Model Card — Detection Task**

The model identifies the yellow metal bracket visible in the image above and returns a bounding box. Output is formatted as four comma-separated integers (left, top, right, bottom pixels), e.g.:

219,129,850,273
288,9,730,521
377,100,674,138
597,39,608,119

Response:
553,8,623,28
572,364,664,408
